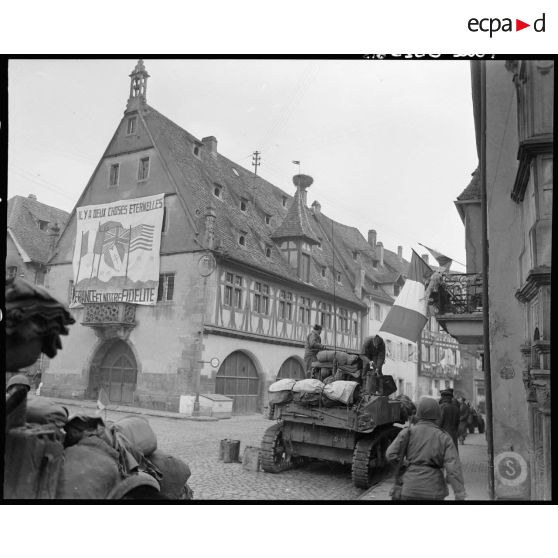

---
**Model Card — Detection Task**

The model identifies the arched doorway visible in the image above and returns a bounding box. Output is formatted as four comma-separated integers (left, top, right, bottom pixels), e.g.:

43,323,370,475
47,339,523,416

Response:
277,357,305,380
215,351,260,414
88,340,138,404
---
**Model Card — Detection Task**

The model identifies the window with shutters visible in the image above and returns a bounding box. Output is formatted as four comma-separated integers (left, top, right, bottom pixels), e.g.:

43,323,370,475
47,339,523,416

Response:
157,273,175,302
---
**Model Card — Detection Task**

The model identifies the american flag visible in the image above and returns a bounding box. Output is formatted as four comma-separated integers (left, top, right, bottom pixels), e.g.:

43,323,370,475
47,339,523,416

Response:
129,224,155,253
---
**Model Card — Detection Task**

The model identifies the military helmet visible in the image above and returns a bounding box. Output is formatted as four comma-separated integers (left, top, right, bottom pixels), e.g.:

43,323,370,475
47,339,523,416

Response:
7,374,31,391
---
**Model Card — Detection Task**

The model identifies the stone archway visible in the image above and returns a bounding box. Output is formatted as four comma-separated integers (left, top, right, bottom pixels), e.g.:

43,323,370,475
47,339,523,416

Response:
215,351,261,414
277,356,305,380
88,339,138,404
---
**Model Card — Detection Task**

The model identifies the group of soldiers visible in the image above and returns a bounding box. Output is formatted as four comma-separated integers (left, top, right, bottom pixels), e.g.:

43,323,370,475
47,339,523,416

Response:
303,324,386,379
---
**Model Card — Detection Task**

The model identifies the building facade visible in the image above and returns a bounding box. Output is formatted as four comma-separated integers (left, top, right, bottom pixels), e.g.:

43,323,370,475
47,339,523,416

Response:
438,60,552,500
42,60,423,414
6,194,69,384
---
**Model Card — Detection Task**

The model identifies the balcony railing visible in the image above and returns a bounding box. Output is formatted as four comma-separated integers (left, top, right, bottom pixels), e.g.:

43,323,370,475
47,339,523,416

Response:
81,302,136,328
437,273,483,315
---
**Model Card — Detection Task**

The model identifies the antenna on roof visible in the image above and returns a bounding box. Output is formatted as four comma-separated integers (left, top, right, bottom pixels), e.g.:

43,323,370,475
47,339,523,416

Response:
251,151,261,204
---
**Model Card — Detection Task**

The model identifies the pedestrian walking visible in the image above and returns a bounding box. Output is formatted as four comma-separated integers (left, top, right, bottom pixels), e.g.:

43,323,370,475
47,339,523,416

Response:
386,396,466,500
303,324,325,376
439,388,460,448
458,397,470,444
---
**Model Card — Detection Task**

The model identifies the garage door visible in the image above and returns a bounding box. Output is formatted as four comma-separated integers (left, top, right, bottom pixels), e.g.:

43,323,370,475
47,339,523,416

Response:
215,351,260,414
277,357,305,380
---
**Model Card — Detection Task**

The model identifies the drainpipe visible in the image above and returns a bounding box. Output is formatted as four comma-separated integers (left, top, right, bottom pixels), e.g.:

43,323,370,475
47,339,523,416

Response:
480,60,495,500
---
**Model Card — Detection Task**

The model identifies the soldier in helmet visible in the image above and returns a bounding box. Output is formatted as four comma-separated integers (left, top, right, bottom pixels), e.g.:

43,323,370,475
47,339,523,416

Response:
303,324,325,376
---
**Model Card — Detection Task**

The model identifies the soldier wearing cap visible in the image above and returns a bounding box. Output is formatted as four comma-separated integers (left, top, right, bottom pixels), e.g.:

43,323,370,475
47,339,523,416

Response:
304,324,325,376
439,388,460,448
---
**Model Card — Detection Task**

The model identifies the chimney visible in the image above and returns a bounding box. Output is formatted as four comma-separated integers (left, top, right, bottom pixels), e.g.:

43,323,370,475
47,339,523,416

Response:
28,194,37,201
202,136,218,154
354,267,365,299
421,253,429,265
377,242,384,266
204,203,217,249
48,223,61,253
397,245,403,260
311,200,321,215
367,229,377,248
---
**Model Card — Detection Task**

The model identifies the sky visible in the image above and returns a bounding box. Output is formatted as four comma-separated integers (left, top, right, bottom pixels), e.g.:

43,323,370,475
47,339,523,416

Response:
8,58,479,269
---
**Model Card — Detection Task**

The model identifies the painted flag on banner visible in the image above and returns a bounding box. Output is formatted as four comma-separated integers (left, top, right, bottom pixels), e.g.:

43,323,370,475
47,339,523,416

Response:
97,386,110,411
418,243,452,270
129,224,155,253
379,250,433,342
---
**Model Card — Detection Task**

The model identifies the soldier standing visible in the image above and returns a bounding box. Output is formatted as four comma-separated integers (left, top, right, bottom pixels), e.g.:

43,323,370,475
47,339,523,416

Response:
303,324,325,376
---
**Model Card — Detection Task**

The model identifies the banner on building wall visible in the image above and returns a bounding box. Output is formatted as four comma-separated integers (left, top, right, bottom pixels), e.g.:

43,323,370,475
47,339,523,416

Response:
71,194,165,306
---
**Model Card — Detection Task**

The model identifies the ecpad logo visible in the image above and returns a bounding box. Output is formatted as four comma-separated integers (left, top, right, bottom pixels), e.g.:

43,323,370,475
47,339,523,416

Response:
468,13,546,37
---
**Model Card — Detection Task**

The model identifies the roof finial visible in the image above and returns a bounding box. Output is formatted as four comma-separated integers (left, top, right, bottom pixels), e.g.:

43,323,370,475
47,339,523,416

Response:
126,59,150,112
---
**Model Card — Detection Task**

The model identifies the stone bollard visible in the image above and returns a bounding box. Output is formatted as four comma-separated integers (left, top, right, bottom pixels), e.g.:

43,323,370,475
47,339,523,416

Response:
242,446,261,472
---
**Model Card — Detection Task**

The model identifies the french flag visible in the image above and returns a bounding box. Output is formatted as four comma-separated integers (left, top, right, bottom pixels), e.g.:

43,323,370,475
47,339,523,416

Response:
380,250,432,342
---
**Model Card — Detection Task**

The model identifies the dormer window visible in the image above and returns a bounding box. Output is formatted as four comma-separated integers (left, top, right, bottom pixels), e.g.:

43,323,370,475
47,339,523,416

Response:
127,117,137,135
240,198,248,212
213,184,223,199
321,267,326,278
265,246,272,258
193,143,202,158
38,220,49,231
264,213,271,226
336,272,342,284
282,196,288,208
238,232,247,246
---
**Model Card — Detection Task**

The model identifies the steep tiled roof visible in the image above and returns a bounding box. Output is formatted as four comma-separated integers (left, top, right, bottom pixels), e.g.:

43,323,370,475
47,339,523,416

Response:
457,167,481,201
141,106,365,307
7,196,69,264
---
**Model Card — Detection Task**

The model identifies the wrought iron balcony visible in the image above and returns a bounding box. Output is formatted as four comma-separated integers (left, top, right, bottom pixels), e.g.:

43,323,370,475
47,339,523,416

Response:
434,273,483,345
437,273,483,315
81,302,136,328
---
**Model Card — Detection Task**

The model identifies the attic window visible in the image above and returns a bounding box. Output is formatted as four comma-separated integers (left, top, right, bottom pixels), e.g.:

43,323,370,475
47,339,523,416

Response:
38,220,49,231
321,267,326,278
264,213,271,226
240,198,248,212
109,163,120,188
336,272,342,284
213,184,223,199
282,196,288,208
127,117,137,135
238,232,247,246
232,168,240,177
265,246,272,258
193,144,202,158
138,157,150,181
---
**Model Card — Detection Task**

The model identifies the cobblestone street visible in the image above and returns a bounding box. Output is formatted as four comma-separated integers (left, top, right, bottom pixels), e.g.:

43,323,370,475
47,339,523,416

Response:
61,402,366,500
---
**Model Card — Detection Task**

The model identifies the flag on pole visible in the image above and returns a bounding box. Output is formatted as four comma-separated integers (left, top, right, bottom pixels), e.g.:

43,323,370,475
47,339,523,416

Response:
418,243,452,270
379,250,433,342
96,386,110,411
292,160,300,165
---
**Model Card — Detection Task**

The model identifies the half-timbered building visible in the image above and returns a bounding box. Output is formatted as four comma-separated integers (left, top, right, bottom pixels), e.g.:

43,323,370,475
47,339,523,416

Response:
43,60,420,413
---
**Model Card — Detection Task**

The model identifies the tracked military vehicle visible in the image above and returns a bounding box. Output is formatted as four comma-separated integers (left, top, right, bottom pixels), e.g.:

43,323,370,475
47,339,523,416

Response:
261,355,408,488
